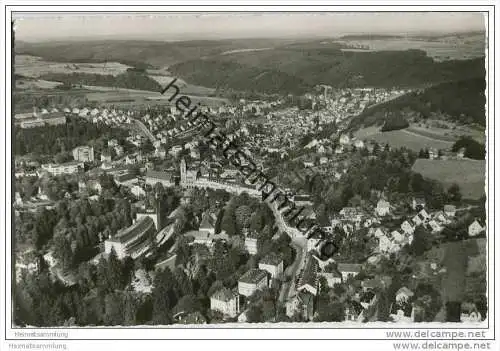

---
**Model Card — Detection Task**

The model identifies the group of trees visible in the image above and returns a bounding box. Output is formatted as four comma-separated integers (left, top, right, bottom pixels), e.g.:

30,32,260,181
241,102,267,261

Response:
452,136,486,160
351,77,486,130
14,118,129,157
15,248,136,326
246,286,280,323
15,245,230,326
170,48,485,95
16,180,133,265
381,113,409,132
219,193,275,237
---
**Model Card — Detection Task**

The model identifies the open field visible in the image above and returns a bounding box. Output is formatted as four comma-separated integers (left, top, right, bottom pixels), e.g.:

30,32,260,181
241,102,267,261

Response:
16,78,63,90
16,54,132,77
84,86,227,107
355,126,455,151
406,126,457,142
335,33,485,62
15,54,219,101
412,158,485,199
408,123,486,144
148,75,216,96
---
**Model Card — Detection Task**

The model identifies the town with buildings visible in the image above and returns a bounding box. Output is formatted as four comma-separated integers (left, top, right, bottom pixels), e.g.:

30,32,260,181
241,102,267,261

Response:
13,81,487,326
11,14,488,328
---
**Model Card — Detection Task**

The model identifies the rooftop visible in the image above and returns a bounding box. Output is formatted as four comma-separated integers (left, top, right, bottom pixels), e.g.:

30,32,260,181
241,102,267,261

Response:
298,253,319,289
109,216,154,244
199,212,215,230
259,252,283,266
42,161,83,168
397,286,414,297
146,170,174,181
211,287,237,302
239,269,268,284
337,263,362,273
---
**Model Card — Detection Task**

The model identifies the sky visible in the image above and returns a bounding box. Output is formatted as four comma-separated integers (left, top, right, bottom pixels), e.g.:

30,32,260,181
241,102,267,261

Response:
13,12,486,42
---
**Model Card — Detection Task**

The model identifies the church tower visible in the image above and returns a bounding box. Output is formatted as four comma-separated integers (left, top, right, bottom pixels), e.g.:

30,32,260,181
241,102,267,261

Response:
180,158,187,184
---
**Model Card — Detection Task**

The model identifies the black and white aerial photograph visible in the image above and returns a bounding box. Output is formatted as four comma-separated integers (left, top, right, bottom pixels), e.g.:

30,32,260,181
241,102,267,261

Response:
2,3,498,349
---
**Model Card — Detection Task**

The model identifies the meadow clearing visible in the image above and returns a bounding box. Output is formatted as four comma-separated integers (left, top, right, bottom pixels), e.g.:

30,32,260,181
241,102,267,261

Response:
355,126,455,151
412,158,486,199
16,55,132,77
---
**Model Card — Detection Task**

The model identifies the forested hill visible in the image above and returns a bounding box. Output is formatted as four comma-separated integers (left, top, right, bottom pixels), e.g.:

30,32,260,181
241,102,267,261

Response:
16,39,485,95
168,49,484,94
167,59,312,95
14,39,291,67
39,71,163,92
349,77,486,130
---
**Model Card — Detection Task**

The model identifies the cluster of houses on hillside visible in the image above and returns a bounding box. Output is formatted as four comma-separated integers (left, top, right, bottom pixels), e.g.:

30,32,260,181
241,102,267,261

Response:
208,252,284,320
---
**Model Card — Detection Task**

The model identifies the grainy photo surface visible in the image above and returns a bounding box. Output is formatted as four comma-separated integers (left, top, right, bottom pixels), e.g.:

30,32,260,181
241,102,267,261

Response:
11,11,488,328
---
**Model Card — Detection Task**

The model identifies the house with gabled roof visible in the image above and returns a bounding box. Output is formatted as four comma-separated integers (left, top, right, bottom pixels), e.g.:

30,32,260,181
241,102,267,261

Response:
318,271,342,288
199,211,215,235
396,287,414,303
337,263,362,281
258,252,284,280
433,211,450,225
401,220,415,235
412,213,426,226
244,230,258,255
375,199,391,217
286,291,315,321
468,219,486,237
419,209,430,220
238,269,268,297
391,230,405,244
378,235,392,253
297,253,320,296
210,287,240,318
427,219,443,233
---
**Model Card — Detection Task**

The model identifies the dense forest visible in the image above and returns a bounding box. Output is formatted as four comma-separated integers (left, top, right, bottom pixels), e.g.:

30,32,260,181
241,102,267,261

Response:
350,78,486,130
169,59,311,95
169,50,485,94
381,114,410,132
14,119,130,158
40,71,163,92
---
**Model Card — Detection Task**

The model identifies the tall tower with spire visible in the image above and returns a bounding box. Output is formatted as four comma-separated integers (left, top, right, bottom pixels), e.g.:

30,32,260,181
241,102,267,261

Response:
180,158,187,184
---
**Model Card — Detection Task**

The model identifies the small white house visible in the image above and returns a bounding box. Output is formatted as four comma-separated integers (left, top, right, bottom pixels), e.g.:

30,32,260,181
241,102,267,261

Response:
378,235,392,253
468,220,485,237
401,220,415,235
337,263,362,281
258,253,284,280
396,287,414,304
419,209,430,220
375,199,391,217
339,134,350,145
